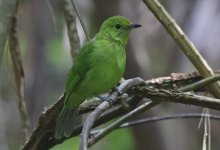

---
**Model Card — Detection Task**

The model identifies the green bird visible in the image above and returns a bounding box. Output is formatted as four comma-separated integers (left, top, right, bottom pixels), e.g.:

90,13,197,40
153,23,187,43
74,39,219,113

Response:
55,16,141,139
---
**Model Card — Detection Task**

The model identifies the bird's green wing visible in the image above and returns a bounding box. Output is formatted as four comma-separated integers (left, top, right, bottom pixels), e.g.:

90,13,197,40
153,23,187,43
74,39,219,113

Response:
65,40,95,103
55,41,95,139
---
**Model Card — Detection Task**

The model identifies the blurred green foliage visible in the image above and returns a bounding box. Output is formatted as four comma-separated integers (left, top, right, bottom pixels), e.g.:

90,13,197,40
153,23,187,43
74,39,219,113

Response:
46,37,72,70
50,128,135,150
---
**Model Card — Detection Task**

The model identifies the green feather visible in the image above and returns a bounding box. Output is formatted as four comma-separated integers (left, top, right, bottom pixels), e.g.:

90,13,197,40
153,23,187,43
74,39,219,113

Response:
55,16,141,138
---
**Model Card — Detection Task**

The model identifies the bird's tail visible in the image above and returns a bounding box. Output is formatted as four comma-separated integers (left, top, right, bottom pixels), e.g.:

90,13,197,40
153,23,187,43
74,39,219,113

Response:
55,106,77,139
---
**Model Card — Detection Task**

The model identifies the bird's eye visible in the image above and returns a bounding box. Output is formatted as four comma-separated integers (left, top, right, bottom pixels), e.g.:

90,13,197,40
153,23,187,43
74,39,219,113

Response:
115,24,121,29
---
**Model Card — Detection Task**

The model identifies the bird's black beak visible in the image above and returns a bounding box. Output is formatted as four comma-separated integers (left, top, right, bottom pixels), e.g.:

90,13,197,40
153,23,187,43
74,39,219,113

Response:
130,24,142,29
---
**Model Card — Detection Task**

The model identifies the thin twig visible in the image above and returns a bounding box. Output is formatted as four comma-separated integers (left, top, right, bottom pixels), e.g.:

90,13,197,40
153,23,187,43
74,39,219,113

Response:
131,87,220,110
198,108,206,129
79,78,145,150
88,101,159,147
201,108,211,150
208,109,211,150
90,113,220,134
202,111,208,150
143,0,220,98
71,0,90,41
179,74,220,92
8,0,29,143
120,113,218,129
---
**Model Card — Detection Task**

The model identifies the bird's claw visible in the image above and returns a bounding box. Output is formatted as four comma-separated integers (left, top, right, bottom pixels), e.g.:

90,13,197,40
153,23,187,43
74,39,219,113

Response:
112,87,123,96
97,96,114,106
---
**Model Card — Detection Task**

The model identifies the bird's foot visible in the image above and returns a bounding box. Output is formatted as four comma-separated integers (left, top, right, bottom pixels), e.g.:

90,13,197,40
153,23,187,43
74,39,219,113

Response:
97,96,114,106
109,86,123,96
113,87,123,96
98,87,129,108
111,87,130,109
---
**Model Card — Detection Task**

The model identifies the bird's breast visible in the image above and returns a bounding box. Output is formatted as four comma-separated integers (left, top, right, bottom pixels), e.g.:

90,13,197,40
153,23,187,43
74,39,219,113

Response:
86,43,126,94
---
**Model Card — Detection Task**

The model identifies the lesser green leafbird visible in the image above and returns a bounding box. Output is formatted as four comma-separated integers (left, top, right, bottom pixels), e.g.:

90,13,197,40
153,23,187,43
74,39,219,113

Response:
55,16,141,139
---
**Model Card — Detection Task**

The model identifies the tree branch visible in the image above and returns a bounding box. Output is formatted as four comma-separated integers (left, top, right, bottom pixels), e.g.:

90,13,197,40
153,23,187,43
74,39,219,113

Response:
86,74,220,148
63,0,81,61
8,0,29,143
88,101,159,147
22,71,220,150
79,78,145,150
130,87,220,110
179,74,220,92
143,0,220,98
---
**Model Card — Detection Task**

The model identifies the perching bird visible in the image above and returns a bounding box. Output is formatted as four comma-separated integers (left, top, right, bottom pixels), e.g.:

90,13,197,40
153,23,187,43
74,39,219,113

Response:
55,16,141,139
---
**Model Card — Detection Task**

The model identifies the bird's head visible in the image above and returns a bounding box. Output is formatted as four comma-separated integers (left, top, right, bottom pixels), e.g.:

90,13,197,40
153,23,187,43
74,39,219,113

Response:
97,16,141,46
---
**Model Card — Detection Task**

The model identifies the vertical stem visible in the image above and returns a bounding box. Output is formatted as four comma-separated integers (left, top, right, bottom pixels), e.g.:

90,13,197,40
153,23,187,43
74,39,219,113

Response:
63,0,81,61
8,0,29,143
